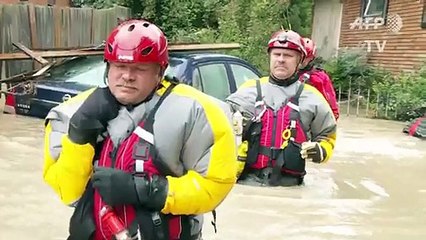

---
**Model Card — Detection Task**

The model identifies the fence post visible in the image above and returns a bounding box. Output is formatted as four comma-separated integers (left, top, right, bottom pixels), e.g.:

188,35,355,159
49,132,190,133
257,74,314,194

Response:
338,85,342,107
376,92,379,118
28,3,39,69
347,79,352,116
366,88,370,117
385,92,390,118
356,88,361,117
394,102,398,119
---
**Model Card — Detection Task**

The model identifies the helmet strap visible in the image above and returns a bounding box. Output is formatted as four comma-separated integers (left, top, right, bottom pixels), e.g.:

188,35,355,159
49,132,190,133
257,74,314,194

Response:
103,63,110,86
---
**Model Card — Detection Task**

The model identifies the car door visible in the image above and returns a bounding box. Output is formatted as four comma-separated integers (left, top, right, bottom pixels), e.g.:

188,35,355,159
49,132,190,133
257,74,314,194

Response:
192,63,231,101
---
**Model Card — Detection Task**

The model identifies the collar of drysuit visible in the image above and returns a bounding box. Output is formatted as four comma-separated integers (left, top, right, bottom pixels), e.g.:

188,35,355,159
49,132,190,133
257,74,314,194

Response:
269,73,299,87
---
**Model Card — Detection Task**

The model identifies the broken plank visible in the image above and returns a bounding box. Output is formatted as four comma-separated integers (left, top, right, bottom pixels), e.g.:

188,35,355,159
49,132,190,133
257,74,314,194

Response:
12,42,49,65
0,50,103,60
0,73,30,83
33,61,57,77
0,43,241,61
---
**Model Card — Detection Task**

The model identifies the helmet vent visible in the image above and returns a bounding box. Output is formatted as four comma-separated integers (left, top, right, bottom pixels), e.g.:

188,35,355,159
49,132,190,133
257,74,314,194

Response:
142,22,150,28
107,43,113,53
128,24,135,31
141,46,153,56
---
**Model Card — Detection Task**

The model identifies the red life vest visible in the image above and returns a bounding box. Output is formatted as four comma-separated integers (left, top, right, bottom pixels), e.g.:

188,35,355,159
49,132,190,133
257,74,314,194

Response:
244,80,308,185
408,117,426,137
92,83,192,240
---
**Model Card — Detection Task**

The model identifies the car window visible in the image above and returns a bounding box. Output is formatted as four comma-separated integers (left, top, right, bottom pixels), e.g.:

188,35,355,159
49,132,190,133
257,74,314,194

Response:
230,63,259,88
192,68,202,91
164,58,186,78
198,64,230,100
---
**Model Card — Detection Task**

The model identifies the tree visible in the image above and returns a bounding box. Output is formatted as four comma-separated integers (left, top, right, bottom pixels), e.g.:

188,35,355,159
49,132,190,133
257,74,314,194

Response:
74,0,314,72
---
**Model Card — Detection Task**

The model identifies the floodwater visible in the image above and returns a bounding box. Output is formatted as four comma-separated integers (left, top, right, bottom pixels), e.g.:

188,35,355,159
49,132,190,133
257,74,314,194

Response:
0,113,425,240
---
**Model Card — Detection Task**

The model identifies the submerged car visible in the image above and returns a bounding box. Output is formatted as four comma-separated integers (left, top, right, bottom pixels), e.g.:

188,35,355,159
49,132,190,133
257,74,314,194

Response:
4,53,261,118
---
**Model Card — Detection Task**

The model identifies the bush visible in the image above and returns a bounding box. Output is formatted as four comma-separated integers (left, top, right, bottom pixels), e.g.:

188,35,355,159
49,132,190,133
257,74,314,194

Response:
324,49,426,121
372,69,426,121
323,48,391,91
80,0,314,75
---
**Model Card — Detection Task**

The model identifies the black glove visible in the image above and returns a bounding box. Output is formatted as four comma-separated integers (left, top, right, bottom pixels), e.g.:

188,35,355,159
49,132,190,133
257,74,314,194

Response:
68,87,119,145
92,166,168,210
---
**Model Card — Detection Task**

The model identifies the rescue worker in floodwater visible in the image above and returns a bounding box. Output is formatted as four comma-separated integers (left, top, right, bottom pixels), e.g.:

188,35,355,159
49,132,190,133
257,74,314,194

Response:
43,19,237,240
298,37,339,121
227,29,337,187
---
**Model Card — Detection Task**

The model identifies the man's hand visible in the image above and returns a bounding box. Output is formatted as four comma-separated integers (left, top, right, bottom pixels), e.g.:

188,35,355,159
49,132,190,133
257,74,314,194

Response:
92,167,138,206
236,140,248,179
92,167,168,210
300,141,326,163
68,87,119,145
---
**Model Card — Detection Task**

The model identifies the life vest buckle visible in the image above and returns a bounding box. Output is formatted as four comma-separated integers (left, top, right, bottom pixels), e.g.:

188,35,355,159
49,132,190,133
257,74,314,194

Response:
269,147,281,160
151,212,162,226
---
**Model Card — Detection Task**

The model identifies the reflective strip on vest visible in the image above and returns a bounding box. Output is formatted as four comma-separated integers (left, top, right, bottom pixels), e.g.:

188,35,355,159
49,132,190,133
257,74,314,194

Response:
135,159,144,173
134,126,154,144
287,102,300,112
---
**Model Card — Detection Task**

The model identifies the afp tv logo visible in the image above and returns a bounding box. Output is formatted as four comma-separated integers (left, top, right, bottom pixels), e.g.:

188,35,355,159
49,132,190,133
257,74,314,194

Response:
349,13,403,34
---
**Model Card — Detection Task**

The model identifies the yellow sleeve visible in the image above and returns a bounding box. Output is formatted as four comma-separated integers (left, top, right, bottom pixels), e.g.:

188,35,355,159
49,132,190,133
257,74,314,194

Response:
43,122,95,205
236,140,248,178
303,84,337,163
319,132,336,163
160,86,237,215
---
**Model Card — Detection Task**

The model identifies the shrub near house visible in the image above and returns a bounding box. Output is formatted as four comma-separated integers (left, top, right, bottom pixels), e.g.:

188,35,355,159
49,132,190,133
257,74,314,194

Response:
324,49,426,122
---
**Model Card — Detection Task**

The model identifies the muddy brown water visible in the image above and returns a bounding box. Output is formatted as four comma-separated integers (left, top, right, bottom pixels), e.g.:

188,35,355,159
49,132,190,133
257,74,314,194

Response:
0,114,425,239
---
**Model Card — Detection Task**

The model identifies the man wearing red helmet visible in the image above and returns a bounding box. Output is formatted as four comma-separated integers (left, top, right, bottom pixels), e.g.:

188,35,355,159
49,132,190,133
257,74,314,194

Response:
42,19,237,240
300,37,340,120
227,30,337,186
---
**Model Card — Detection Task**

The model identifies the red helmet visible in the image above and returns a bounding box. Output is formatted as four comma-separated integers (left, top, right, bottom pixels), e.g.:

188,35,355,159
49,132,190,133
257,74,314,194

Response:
303,37,317,59
104,19,168,68
268,30,306,58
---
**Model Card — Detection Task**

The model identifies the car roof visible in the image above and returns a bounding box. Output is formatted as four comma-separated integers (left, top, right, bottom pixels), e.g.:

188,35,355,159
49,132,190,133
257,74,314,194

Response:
170,52,241,61
59,52,243,63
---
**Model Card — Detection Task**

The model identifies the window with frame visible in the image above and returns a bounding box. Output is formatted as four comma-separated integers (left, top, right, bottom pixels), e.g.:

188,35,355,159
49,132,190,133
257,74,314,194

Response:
197,64,230,101
230,64,259,88
361,0,388,19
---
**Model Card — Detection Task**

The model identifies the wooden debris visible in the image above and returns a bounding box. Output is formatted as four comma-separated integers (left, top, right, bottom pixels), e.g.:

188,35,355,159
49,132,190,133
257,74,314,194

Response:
0,42,240,84
0,43,240,61
0,62,57,84
12,42,49,65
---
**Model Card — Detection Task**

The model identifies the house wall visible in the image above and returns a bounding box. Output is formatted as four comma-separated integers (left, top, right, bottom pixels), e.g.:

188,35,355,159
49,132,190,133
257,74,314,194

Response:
311,0,343,60
339,0,426,72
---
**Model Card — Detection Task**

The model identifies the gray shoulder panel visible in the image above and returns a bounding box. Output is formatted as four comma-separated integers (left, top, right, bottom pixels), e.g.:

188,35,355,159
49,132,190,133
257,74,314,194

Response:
46,98,85,160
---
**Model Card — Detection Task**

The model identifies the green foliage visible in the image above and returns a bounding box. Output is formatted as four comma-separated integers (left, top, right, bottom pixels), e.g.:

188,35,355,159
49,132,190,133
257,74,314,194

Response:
324,49,426,121
220,0,291,72
74,0,424,122
372,68,426,121
77,0,313,74
323,48,391,90
286,0,313,36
